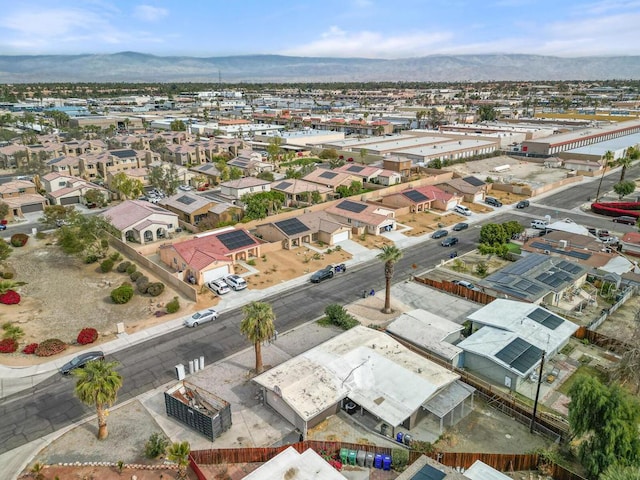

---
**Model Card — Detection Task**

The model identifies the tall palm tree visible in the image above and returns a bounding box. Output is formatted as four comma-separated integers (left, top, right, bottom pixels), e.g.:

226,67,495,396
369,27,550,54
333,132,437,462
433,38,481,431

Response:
618,156,632,183
377,245,403,314
595,150,615,202
166,441,191,480
72,360,123,440
240,301,276,374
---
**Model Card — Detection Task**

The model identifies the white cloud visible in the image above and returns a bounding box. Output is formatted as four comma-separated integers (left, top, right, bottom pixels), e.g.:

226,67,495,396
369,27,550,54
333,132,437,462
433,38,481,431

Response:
281,27,453,59
133,4,169,22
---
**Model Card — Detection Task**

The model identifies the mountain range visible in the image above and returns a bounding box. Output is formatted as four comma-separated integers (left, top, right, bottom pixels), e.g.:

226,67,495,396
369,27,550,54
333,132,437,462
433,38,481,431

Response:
0,52,639,83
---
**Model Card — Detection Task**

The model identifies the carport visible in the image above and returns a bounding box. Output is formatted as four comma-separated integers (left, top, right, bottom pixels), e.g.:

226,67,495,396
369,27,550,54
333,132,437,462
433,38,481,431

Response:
422,380,475,433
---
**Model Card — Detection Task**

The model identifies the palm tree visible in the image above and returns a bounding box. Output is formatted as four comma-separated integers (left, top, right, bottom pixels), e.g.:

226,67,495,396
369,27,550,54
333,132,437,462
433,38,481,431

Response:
618,156,632,183
72,360,123,439
240,301,276,374
377,245,403,314
595,150,615,202
166,441,191,479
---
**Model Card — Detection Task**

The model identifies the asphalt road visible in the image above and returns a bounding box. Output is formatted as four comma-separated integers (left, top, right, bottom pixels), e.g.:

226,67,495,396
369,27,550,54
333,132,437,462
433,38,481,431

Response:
0,166,636,454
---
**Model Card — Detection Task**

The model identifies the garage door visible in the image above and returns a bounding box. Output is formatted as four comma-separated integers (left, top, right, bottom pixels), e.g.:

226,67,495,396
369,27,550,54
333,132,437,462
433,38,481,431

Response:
60,196,80,205
21,203,44,213
333,231,349,243
266,390,299,429
203,265,229,283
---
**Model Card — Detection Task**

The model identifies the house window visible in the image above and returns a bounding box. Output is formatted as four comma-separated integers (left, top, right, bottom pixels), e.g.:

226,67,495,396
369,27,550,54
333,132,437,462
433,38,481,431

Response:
58,181,66,187
173,258,177,264
168,224,173,229
18,189,25,194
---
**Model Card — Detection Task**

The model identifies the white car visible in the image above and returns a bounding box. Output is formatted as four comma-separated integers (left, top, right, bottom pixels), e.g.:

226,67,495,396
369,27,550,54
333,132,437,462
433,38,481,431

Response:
184,308,219,327
225,274,247,291
178,185,193,191
207,279,230,295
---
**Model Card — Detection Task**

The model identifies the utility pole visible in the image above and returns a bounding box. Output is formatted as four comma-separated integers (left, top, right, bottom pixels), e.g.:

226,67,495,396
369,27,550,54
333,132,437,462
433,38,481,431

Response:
530,350,546,434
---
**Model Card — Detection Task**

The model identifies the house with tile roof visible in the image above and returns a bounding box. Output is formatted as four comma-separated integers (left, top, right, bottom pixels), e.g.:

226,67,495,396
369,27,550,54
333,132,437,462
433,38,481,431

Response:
102,200,178,244
325,199,396,235
0,180,48,219
159,192,217,226
41,172,110,207
381,184,461,212
256,210,351,249
189,163,222,186
227,150,275,176
438,176,488,203
47,155,83,177
620,232,640,257
219,177,271,200
301,168,359,192
270,179,333,207
159,227,261,285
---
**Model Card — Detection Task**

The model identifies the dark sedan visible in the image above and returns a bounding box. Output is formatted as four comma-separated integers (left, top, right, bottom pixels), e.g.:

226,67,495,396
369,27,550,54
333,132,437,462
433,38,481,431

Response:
452,222,468,231
516,200,530,209
60,351,105,375
432,229,448,239
310,267,334,283
441,237,459,247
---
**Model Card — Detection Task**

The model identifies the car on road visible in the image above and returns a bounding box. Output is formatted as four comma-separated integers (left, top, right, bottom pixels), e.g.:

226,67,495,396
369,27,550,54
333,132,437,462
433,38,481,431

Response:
310,266,335,283
452,279,476,290
184,308,219,327
225,274,247,291
60,351,105,375
0,224,6,231
206,279,230,295
452,222,468,231
612,215,637,225
484,196,503,207
178,184,193,191
441,237,459,247
516,200,530,209
432,229,448,239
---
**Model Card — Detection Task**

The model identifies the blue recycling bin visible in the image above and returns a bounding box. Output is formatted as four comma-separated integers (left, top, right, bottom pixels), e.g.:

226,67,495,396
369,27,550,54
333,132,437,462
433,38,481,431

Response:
374,454,383,469
383,454,392,471
396,432,404,443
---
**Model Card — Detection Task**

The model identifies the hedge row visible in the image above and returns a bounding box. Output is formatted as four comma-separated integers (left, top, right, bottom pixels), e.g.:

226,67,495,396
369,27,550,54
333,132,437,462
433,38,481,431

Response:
591,201,640,218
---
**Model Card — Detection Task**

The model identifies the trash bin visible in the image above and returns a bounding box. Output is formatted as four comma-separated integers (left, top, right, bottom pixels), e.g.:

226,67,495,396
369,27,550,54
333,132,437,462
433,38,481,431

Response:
383,455,392,471
340,448,349,464
348,450,357,466
396,432,404,443
356,450,366,467
380,423,389,436
374,454,383,469
365,452,374,468
403,433,413,446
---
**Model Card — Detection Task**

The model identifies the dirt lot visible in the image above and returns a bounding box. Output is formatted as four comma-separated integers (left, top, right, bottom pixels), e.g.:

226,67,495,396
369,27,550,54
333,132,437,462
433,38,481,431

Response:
397,211,466,237
596,293,640,341
350,233,395,250
431,251,512,282
487,189,529,205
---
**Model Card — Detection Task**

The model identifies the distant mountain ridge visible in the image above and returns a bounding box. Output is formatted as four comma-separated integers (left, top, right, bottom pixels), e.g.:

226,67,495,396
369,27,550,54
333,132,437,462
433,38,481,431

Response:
0,52,639,83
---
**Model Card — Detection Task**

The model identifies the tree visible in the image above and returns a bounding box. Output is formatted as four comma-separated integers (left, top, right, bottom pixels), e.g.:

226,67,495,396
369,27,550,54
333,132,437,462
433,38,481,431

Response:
84,188,107,207
319,148,339,160
110,172,144,200
359,148,367,165
611,310,640,393
57,214,112,259
72,360,123,440
479,223,508,246
166,441,191,479
242,191,285,220
240,301,275,374
596,150,615,202
478,105,498,122
229,166,243,180
601,464,640,480
39,205,79,228
613,180,636,199
430,158,442,169
0,201,9,220
618,156,633,183
568,375,640,478
328,157,345,169
377,245,403,314
170,119,186,131
0,240,12,264
256,171,275,182
266,136,283,164
502,220,524,239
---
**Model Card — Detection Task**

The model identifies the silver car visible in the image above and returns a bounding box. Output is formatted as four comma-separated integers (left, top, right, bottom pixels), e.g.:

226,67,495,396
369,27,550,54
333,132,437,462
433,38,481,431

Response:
225,274,247,291
184,308,219,327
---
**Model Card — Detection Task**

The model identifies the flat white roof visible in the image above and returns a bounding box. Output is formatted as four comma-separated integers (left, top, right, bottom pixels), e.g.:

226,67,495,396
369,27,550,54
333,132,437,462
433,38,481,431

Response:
396,139,496,156
253,326,459,427
326,134,412,148
243,447,347,480
464,460,513,480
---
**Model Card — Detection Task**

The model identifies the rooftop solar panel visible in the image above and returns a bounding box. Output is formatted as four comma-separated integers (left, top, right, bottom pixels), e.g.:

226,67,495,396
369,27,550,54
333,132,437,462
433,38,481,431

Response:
274,181,293,190
411,464,447,480
463,176,485,187
403,190,429,203
336,199,367,213
176,195,196,205
319,171,338,179
528,308,564,330
495,337,530,365
110,149,137,158
275,218,310,236
347,165,365,173
217,230,256,250
496,338,542,374
511,343,543,374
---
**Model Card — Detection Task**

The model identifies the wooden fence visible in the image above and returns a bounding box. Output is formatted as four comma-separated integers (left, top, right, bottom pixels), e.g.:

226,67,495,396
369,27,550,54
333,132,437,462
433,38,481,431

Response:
414,277,496,305
189,453,207,480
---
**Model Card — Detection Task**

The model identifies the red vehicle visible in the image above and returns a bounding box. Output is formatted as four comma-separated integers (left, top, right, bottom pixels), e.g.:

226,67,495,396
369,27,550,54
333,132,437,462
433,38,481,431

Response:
347,157,354,162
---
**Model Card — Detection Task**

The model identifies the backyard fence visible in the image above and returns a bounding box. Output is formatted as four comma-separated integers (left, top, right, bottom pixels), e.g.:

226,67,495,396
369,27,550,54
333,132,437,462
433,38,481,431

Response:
414,276,496,304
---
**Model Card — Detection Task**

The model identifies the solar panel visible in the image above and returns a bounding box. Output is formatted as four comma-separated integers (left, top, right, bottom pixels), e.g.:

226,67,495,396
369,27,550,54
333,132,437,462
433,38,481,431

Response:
529,242,592,260
176,195,196,205
110,149,136,158
217,230,256,250
319,171,338,179
512,343,543,374
495,337,530,365
275,218,309,236
403,190,429,203
411,464,446,480
527,308,564,330
201,164,214,171
495,338,542,374
463,176,485,187
566,250,591,260
336,200,367,213
347,165,365,173
274,181,293,190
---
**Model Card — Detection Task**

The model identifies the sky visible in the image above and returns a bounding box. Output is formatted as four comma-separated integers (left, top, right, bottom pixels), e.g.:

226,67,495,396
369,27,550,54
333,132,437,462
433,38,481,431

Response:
0,0,639,59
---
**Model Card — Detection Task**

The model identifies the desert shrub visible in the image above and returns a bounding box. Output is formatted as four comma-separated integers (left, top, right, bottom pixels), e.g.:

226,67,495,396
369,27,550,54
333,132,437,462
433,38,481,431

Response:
136,275,149,293
2,271,13,279
475,261,488,277
145,432,169,459
109,252,122,262
2,323,25,341
84,254,98,264
0,338,17,353
323,304,359,330
166,296,180,314
77,327,98,345
392,448,409,470
22,343,38,354
247,259,256,266
35,338,67,357
100,258,114,273
147,282,165,297
0,290,21,305
35,231,46,240
111,282,134,304
116,261,131,273
126,264,137,275
334,245,342,251
10,233,28,247
130,271,143,282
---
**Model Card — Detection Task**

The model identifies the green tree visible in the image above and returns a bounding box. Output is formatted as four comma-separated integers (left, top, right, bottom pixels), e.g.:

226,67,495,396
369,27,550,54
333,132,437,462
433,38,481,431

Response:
377,245,403,314
0,240,12,264
478,105,498,122
39,205,79,228
256,171,275,182
110,172,144,200
479,223,508,246
614,180,636,199
229,166,243,180
568,375,640,478
84,188,107,207
0,201,9,220
266,136,283,164
430,158,442,169
618,156,633,183
242,191,285,220
359,148,367,165
57,215,112,259
170,119,186,131
72,360,123,440
502,220,524,239
240,301,276,374
601,464,640,480
596,150,616,202
166,441,191,480
319,148,339,160
328,157,345,169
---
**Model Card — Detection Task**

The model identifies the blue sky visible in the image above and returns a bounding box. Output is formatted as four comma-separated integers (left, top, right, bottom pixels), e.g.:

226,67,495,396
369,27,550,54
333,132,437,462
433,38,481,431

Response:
0,0,639,58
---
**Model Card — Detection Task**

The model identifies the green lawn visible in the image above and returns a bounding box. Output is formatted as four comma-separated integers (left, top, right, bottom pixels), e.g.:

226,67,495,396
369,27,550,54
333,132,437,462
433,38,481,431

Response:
506,242,521,254
557,365,609,396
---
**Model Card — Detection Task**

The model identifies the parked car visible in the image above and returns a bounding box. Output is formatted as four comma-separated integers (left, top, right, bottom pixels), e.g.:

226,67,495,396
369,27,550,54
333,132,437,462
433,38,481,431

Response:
432,229,448,239
0,224,6,231
613,215,637,225
516,200,530,209
178,185,193,191
452,222,468,231
441,237,459,247
225,274,247,291
452,279,476,290
530,219,549,229
454,205,472,216
484,196,503,207
184,308,219,327
60,351,105,375
310,266,335,283
206,279,230,295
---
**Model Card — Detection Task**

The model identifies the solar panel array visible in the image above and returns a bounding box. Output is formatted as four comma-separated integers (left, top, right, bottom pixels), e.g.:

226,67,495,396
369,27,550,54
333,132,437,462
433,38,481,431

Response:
275,218,310,236
347,165,365,173
200,164,215,171
319,171,338,179
403,189,429,203
557,260,584,274
495,338,543,374
513,279,544,296
217,230,256,250
536,270,572,288
274,181,293,190
176,195,196,205
110,149,137,158
527,307,564,330
411,464,446,480
529,242,591,260
463,176,485,187
336,200,367,213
